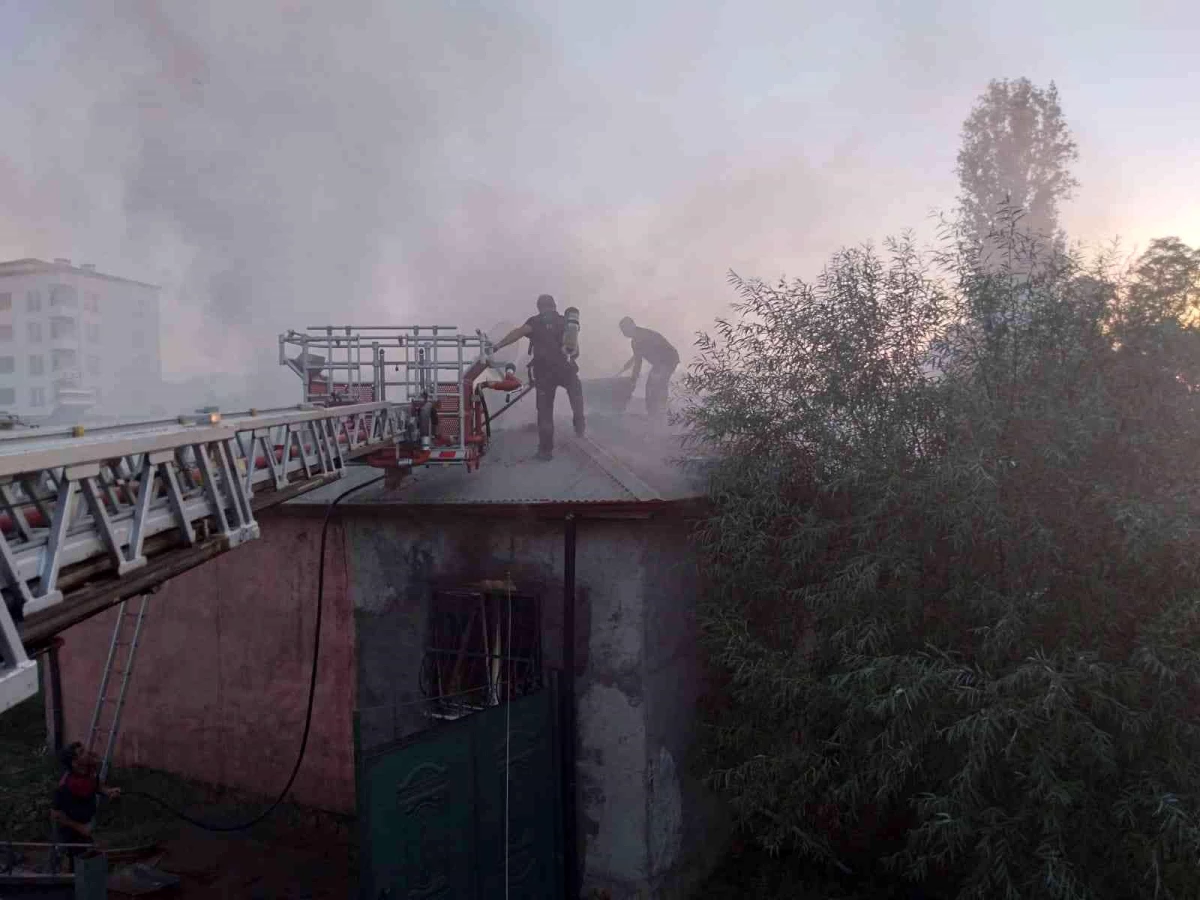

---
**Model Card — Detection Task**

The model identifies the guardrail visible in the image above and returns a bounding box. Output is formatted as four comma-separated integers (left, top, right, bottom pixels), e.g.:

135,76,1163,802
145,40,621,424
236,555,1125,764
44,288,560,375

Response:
0,401,407,714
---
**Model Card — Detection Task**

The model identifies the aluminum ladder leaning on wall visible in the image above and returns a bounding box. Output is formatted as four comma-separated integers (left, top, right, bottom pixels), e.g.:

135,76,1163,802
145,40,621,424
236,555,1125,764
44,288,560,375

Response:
86,593,150,782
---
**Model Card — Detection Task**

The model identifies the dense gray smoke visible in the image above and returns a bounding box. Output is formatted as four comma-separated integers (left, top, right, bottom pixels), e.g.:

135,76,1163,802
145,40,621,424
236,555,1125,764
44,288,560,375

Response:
2,1,1195,416
0,0,892,409
35,1,564,405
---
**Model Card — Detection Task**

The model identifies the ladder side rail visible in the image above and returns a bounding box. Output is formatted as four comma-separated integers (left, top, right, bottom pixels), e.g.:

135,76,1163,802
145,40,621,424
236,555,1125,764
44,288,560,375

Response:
124,456,157,564
99,595,149,783
194,443,232,540
1,404,406,616
78,465,146,577
6,480,214,610
0,595,37,713
214,438,256,543
86,598,127,755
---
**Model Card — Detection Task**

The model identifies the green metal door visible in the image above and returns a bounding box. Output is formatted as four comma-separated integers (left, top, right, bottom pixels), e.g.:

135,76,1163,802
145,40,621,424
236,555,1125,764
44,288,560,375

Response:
356,685,563,900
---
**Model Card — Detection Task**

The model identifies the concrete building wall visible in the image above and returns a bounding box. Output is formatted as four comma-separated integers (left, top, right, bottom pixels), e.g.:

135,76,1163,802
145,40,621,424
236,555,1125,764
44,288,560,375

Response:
340,506,720,898
54,512,358,812
52,501,722,895
0,258,162,420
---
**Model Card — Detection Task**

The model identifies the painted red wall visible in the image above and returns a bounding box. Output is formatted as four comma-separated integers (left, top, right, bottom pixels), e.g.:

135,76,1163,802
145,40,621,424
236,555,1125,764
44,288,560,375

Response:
55,511,356,813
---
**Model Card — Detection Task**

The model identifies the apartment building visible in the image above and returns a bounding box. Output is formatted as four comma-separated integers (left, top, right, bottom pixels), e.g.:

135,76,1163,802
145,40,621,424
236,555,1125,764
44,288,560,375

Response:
0,257,162,421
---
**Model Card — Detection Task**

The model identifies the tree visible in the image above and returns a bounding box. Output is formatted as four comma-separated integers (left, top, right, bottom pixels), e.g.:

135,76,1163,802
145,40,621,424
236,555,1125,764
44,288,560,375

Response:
1122,237,1200,328
682,227,1200,899
956,79,1079,254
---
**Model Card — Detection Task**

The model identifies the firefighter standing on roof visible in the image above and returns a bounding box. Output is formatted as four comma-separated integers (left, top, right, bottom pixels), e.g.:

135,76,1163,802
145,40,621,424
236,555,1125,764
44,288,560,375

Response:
491,294,586,461
617,317,679,420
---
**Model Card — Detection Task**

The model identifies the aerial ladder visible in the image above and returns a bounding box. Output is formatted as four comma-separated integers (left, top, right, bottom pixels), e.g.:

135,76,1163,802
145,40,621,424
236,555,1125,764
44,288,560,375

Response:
0,324,527,716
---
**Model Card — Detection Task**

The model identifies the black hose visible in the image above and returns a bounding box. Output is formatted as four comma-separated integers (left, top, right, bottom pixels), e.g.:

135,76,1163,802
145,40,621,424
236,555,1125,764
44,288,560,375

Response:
484,386,533,425
123,473,385,832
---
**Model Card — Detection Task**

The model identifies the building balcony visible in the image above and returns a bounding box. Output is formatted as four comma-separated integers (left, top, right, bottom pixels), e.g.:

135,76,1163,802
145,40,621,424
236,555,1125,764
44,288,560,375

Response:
54,385,95,409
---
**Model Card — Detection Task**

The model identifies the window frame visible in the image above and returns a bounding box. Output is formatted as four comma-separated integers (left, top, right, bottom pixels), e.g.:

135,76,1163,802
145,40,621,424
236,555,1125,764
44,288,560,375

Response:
419,587,544,721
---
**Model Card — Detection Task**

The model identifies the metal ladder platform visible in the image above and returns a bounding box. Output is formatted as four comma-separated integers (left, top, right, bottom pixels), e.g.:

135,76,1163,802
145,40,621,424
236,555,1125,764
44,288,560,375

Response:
87,595,150,782
0,401,408,715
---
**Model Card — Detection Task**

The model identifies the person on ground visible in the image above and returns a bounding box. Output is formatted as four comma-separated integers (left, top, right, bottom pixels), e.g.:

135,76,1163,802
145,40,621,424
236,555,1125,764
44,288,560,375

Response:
491,294,586,461
50,742,120,871
617,317,679,420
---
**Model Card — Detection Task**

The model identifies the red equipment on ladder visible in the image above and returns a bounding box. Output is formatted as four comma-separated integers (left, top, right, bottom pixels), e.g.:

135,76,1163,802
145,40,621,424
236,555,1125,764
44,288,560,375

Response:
279,324,530,478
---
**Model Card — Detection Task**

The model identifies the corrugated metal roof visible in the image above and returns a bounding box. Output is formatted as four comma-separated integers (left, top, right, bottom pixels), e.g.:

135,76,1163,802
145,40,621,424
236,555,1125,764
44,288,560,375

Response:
286,400,704,508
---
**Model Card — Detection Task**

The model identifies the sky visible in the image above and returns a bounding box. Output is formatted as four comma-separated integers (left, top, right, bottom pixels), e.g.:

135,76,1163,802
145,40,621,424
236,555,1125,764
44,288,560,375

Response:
0,0,1197,404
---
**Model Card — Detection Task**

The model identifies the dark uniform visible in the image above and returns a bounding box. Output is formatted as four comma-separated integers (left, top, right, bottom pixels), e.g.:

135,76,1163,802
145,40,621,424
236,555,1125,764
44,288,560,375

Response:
627,326,680,418
526,310,585,458
51,769,98,869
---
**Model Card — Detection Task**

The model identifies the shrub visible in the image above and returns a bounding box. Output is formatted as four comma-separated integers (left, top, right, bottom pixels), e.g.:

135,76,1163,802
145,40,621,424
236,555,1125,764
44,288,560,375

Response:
682,222,1200,899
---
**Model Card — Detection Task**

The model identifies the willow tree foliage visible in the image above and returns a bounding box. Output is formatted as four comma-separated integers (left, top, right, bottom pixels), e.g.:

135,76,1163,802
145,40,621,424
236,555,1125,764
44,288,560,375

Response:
682,229,1200,899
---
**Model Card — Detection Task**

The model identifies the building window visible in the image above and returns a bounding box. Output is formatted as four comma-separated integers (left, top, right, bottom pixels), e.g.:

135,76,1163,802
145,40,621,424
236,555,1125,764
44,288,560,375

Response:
132,331,145,350
0,356,13,374
49,285,77,309
52,349,77,372
30,387,46,407
87,355,100,375
26,290,41,312
27,321,42,343
420,588,543,720
29,355,44,376
86,323,100,343
50,317,77,340
0,388,14,406
85,293,100,312
0,292,10,311
0,325,11,342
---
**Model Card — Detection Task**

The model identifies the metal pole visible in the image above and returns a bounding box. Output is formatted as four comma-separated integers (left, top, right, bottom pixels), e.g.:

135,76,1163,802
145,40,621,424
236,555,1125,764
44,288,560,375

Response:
48,638,64,754
373,343,382,401
457,336,465,449
561,513,579,899
324,327,334,399
300,337,310,404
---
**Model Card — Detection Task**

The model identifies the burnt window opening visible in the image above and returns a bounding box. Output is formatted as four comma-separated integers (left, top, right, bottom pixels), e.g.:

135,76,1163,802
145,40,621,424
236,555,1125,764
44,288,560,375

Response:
419,589,542,722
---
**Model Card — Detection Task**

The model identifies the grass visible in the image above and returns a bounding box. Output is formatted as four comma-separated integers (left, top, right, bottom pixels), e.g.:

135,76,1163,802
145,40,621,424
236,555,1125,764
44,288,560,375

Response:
0,689,357,863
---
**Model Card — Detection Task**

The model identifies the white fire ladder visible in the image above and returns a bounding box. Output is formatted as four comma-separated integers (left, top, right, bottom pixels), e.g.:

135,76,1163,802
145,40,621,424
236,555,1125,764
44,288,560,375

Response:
0,401,409,715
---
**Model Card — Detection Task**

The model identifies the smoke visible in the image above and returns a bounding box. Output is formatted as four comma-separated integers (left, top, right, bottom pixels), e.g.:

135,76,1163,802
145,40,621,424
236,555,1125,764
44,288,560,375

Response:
2,0,1196,417
2,0,889,407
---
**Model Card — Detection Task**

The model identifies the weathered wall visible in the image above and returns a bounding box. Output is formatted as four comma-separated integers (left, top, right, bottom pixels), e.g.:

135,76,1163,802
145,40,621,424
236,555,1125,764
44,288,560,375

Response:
52,500,724,893
640,517,730,898
341,508,723,898
54,511,358,813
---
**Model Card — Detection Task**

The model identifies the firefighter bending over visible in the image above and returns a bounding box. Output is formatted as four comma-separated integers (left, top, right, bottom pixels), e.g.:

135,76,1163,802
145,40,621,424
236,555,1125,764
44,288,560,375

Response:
491,294,586,461
617,317,679,420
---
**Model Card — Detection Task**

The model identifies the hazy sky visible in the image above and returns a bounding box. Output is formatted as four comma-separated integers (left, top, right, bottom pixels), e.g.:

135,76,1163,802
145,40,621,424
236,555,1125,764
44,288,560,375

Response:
0,1,1196,396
